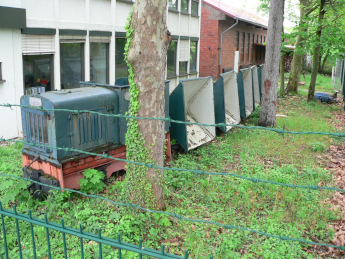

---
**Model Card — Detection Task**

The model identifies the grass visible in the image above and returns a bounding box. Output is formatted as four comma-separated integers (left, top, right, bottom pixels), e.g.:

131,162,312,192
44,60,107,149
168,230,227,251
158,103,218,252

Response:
0,88,344,258
279,72,335,94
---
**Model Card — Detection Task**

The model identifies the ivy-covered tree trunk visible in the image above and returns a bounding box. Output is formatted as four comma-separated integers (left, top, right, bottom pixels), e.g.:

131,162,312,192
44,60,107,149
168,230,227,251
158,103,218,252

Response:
307,0,326,101
125,0,169,210
258,0,284,127
287,0,308,94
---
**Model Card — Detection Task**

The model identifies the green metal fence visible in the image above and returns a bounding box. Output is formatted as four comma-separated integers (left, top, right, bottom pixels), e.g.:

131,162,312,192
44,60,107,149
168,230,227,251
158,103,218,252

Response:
0,202,192,259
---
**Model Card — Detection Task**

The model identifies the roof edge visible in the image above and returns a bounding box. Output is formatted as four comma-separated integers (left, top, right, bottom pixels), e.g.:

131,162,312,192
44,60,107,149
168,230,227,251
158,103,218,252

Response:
202,0,268,29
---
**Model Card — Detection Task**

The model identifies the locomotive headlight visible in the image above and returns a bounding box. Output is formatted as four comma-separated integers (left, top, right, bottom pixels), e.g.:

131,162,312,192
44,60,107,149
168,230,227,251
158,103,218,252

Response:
29,97,42,107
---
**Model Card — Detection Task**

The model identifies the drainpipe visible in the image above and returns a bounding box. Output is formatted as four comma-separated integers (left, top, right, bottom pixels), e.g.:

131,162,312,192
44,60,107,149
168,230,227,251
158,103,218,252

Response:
219,18,239,77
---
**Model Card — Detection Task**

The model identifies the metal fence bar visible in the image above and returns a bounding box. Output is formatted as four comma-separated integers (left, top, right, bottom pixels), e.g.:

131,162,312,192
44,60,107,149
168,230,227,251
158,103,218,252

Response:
13,206,23,259
118,233,122,259
0,203,186,259
28,210,37,259
61,219,68,259
98,229,103,259
1,213,8,259
44,214,52,259
80,224,85,259
139,239,143,259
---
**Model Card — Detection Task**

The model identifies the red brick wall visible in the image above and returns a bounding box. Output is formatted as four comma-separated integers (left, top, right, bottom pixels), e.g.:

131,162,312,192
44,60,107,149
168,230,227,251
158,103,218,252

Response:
200,5,268,79
199,6,219,79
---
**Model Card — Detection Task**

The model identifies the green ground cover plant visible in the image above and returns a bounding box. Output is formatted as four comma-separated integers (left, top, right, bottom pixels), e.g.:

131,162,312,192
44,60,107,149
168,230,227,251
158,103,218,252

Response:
0,82,343,258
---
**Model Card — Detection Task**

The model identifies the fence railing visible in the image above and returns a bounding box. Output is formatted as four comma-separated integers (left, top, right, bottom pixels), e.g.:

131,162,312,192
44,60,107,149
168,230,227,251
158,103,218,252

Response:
0,202,190,259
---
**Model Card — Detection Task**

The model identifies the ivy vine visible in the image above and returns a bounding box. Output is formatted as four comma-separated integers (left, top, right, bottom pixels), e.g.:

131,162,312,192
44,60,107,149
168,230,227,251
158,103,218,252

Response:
122,9,162,209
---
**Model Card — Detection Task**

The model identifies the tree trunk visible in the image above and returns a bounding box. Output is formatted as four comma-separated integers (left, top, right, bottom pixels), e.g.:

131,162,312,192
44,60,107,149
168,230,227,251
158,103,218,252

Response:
287,0,308,94
280,54,285,96
321,51,329,74
280,0,285,97
307,0,326,101
126,0,169,210
318,48,323,73
258,0,284,127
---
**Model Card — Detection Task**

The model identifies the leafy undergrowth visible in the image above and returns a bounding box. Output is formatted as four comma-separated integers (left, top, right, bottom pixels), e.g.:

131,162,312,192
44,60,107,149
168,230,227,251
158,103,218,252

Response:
0,95,344,258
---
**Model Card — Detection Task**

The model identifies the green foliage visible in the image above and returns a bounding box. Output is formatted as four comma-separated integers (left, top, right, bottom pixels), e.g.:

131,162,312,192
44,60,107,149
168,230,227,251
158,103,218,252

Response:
79,169,106,194
0,90,342,258
0,143,30,206
309,142,327,152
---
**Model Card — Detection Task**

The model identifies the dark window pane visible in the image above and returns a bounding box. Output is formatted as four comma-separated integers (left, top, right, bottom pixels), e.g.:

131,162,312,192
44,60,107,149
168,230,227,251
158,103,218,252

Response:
181,0,189,12
167,42,177,76
0,63,2,80
179,61,188,74
115,38,129,80
23,55,53,92
241,32,245,53
60,43,83,89
190,41,197,71
191,1,198,16
235,31,239,49
247,33,250,52
90,42,108,84
168,0,178,10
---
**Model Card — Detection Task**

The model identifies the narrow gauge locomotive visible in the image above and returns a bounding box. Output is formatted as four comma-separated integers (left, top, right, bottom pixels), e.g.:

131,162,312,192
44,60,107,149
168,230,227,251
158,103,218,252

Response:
20,65,263,196
21,81,171,197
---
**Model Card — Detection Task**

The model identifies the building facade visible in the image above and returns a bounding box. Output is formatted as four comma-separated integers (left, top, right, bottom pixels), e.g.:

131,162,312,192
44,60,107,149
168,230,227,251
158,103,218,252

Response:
200,0,268,79
0,0,201,139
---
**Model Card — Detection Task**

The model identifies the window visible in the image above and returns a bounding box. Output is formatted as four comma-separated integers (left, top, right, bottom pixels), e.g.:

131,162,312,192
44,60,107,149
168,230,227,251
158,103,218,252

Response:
179,61,188,75
24,55,53,92
191,0,199,16
0,62,2,81
235,31,239,50
251,34,255,60
60,43,84,89
260,35,262,43
168,0,178,11
115,38,128,80
167,41,177,77
247,33,250,60
181,0,189,13
190,41,197,72
90,42,109,84
256,35,258,43
264,36,266,43
241,32,245,53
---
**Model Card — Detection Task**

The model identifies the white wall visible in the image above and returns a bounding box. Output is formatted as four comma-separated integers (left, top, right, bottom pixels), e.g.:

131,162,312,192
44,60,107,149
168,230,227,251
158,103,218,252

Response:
0,0,201,138
0,29,24,139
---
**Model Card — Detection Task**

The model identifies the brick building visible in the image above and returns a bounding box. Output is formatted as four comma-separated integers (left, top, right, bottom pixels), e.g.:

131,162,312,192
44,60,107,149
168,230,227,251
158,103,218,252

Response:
200,0,268,79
